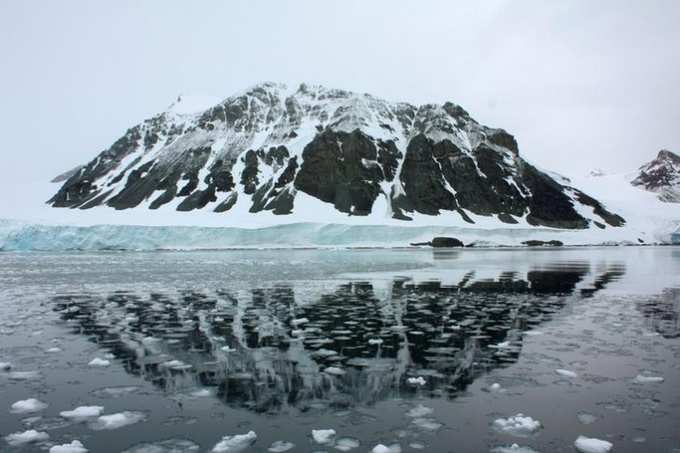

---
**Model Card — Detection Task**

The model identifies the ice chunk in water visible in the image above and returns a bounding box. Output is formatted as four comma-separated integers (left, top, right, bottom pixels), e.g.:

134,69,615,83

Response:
634,373,664,383
491,444,540,453
555,369,578,378
212,431,257,452
324,366,346,376
291,318,309,326
371,444,401,453
574,436,613,453
335,437,360,451
122,439,200,452
10,398,48,414
8,370,41,380
0,361,12,371
405,405,433,418
407,377,426,386
88,357,111,367
60,406,104,419
4,429,50,446
576,412,598,425
47,347,62,353
492,414,542,437
267,440,294,452
89,411,146,430
49,440,88,453
411,417,442,431
368,338,383,345
311,429,336,444
489,382,503,392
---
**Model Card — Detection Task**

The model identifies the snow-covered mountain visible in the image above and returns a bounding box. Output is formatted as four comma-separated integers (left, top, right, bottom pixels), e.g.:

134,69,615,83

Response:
631,149,680,203
49,82,624,230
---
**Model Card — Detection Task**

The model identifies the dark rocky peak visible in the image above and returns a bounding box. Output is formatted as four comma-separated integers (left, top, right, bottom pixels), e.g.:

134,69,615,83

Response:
631,149,680,202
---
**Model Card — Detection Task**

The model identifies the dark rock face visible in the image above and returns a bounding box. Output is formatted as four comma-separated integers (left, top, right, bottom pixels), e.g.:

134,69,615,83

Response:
522,240,564,247
48,82,625,230
631,150,680,203
431,237,465,248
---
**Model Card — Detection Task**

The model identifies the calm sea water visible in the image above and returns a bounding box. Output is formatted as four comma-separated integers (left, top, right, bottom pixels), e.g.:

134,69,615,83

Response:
0,247,679,452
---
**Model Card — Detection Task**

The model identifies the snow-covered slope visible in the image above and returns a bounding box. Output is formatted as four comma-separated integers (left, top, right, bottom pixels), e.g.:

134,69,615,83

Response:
48,82,624,232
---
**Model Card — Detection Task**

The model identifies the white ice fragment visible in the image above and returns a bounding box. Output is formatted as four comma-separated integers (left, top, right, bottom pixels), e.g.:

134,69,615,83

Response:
311,429,336,444
46,347,62,353
334,437,360,451
494,341,511,348
491,444,539,453
10,398,48,414
88,358,111,367
407,376,426,386
291,318,309,327
161,360,192,370
489,382,503,392
555,369,578,378
220,346,234,352
190,389,212,397
212,431,257,452
267,440,294,452
49,440,88,453
89,411,145,430
574,436,613,453
0,361,12,371
576,412,597,425
8,371,40,380
60,406,104,419
4,429,49,446
524,330,544,336
368,338,383,345
634,374,664,383
492,414,542,437
324,366,346,376
405,405,433,418
411,418,442,431
371,444,401,453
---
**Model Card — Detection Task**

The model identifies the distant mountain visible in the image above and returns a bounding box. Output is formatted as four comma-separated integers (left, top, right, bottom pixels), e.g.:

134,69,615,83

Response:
631,150,680,203
49,82,624,230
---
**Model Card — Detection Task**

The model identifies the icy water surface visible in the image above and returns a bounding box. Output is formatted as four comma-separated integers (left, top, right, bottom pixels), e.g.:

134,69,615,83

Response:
0,247,679,452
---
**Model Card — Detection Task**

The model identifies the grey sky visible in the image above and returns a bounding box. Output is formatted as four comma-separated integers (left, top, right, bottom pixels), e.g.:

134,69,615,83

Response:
1,0,679,217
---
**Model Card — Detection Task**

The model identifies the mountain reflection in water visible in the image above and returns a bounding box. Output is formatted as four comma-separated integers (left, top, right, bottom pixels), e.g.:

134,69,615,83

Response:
51,261,627,414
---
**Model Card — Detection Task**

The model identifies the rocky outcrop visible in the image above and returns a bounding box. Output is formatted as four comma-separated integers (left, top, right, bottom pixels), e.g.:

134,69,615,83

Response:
631,150,680,202
49,82,624,230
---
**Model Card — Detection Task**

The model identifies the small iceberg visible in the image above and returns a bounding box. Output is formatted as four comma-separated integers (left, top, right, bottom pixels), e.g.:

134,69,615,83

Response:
212,431,257,452
122,439,199,452
406,404,433,418
368,338,384,345
407,376,426,386
60,406,104,419
88,357,111,367
492,414,542,437
49,440,88,453
574,435,613,453
335,437,360,451
4,429,50,446
89,411,146,430
491,444,539,453
371,444,401,453
311,428,336,444
324,366,346,376
555,369,578,378
634,373,664,383
267,440,294,452
10,398,48,414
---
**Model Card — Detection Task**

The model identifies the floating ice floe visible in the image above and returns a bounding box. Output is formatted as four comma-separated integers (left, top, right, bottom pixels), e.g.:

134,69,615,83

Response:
49,440,88,453
10,398,48,414
368,338,384,345
371,444,401,453
189,388,212,397
324,366,346,376
409,443,425,450
4,429,50,446
220,346,234,352
8,370,41,381
524,330,544,336
0,361,12,371
489,382,503,392
491,444,540,453
161,360,192,371
634,373,664,383
291,317,309,327
492,414,542,437
411,417,442,431
493,341,512,349
89,411,146,430
576,412,598,425
335,437,360,451
46,347,62,353
122,439,200,452
407,376,426,386
311,429,336,444
60,406,104,419
555,369,579,378
267,440,294,452
88,357,111,367
574,435,613,453
212,431,257,452
406,404,434,418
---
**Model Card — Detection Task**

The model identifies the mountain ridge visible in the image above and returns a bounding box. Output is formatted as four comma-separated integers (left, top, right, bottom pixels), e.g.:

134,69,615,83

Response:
49,82,624,230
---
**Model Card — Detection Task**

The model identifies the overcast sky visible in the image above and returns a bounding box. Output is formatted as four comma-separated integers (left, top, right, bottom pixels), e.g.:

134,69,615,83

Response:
1,0,679,217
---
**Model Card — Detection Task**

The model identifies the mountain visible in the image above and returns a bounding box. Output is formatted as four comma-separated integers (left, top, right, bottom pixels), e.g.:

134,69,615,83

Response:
49,82,624,230
631,150,680,203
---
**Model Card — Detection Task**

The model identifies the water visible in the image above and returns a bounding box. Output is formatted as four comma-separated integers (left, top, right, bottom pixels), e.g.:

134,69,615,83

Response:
0,247,679,452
